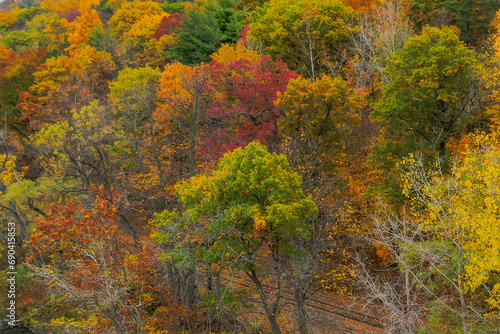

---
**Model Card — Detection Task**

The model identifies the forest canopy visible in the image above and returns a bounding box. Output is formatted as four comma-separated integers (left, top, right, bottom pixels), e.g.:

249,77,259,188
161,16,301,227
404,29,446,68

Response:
1,0,500,333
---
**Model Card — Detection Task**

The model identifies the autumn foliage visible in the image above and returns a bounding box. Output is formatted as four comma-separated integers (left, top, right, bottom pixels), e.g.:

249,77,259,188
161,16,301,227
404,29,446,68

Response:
29,190,184,333
3,0,500,332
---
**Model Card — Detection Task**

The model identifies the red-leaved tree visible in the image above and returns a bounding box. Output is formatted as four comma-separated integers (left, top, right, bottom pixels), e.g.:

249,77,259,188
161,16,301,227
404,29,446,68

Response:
28,190,184,333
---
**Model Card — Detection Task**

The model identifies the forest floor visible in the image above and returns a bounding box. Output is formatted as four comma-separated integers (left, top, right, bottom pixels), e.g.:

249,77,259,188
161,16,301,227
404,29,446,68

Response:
213,271,387,333
304,293,386,334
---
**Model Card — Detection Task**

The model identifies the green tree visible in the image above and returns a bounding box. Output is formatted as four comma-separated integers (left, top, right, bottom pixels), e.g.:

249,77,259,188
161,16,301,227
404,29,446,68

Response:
371,25,476,199
155,142,317,334
205,0,244,45
168,0,244,66
374,25,475,160
1,30,47,53
169,6,222,65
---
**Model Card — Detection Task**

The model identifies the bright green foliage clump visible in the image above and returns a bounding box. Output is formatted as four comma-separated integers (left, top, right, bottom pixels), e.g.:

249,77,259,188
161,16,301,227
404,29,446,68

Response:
178,141,316,237
374,25,475,159
374,26,475,159
157,141,317,262
370,25,476,200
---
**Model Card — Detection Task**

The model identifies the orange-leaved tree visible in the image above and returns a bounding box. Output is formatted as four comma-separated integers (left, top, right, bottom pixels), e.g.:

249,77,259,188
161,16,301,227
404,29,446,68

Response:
29,191,182,333
19,45,115,129
155,62,212,178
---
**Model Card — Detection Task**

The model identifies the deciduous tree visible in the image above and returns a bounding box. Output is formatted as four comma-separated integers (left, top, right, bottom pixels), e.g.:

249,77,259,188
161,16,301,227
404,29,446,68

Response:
19,45,115,129
207,44,297,155
156,62,211,177
109,67,162,173
0,46,46,135
63,0,102,47
407,0,500,46
29,192,179,333
276,74,360,191
108,0,164,39
249,0,352,80
155,142,318,334
370,25,477,200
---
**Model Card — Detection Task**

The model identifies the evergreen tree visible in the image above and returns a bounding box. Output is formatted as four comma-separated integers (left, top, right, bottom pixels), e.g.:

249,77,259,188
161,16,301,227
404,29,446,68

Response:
170,8,222,65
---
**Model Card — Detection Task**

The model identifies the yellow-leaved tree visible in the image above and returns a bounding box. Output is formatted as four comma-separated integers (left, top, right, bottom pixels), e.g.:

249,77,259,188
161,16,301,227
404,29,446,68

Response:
63,0,102,47
375,132,500,333
428,132,500,305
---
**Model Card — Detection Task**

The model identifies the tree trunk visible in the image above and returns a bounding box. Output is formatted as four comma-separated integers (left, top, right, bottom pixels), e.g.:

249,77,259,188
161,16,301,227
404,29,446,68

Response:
439,140,446,160
93,298,127,334
247,269,282,334
457,229,469,334
268,314,282,334
294,285,308,334
181,268,197,308
214,276,238,333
